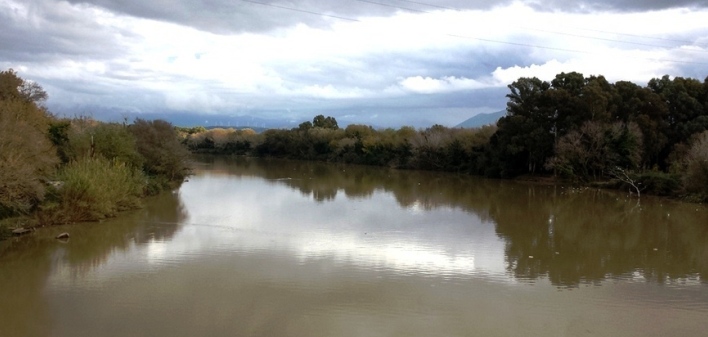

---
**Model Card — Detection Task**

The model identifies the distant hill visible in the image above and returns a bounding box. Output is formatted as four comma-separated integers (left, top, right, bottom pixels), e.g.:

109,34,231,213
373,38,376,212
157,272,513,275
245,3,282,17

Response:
204,125,269,133
144,113,299,129
455,110,505,128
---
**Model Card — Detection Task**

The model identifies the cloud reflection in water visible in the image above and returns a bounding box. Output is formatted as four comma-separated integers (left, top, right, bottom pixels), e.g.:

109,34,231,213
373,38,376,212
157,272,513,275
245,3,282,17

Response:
148,172,507,281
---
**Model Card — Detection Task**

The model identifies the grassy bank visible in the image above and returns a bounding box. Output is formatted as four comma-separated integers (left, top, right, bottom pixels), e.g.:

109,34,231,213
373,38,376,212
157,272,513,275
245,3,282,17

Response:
1,119,190,239
1,70,190,239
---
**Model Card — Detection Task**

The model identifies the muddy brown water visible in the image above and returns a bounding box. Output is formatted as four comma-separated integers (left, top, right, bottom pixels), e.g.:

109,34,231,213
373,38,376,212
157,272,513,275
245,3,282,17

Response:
1,156,707,337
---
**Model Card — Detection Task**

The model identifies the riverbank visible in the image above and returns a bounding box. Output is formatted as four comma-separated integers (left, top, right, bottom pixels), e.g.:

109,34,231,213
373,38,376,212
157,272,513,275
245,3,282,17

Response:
1,142,189,241
513,171,695,201
0,70,190,238
0,69,191,241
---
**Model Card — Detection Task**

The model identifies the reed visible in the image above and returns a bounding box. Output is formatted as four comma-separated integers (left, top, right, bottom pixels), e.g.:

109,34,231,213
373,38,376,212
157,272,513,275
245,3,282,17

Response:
43,157,147,223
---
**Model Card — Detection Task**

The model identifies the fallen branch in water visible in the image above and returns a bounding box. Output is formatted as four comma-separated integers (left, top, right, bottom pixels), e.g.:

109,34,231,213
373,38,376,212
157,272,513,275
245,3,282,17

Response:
609,167,645,198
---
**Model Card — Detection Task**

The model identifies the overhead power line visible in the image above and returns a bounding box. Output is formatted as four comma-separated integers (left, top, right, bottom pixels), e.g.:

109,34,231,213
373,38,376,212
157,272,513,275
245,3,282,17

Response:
447,33,708,66
236,0,707,65
238,0,359,21
353,0,705,52
445,33,593,55
523,27,708,54
353,0,426,13
570,27,697,45
393,0,456,10
358,0,704,48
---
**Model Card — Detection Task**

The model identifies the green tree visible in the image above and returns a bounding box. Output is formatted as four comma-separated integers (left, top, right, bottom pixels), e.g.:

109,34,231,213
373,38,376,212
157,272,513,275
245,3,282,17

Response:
66,120,143,167
129,119,190,184
490,77,555,176
614,81,669,168
297,121,313,131
683,130,708,199
549,72,589,133
312,115,339,129
581,75,617,123
648,76,708,167
48,119,71,163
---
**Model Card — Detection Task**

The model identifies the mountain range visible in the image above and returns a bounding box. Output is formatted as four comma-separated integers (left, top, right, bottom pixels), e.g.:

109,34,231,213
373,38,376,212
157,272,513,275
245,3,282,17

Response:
53,105,507,130
454,110,506,128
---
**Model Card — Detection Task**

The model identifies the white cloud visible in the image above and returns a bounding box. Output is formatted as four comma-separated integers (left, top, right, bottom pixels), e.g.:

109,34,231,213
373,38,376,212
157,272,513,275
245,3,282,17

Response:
3,1,707,126
491,48,678,85
399,76,498,94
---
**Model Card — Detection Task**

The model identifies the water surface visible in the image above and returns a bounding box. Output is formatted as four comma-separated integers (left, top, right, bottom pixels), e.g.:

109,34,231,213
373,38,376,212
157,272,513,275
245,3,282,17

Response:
1,156,707,337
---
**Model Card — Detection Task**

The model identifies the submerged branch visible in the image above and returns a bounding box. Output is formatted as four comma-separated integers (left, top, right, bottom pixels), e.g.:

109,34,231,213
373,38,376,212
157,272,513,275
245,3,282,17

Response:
609,167,645,199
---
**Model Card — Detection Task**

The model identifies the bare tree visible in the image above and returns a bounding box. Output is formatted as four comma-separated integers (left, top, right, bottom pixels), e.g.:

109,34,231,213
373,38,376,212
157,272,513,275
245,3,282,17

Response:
683,130,708,197
609,166,644,198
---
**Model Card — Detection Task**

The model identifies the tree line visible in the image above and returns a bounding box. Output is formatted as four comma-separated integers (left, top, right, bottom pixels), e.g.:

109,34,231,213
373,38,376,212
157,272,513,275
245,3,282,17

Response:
181,72,708,201
0,69,190,239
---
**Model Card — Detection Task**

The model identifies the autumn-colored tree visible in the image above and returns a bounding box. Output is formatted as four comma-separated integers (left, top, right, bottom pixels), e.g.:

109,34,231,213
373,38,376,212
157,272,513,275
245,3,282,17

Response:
0,70,57,217
0,69,48,104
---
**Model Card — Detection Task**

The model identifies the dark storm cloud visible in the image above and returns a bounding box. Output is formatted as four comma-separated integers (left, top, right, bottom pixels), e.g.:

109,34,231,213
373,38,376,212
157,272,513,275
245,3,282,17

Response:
0,1,129,62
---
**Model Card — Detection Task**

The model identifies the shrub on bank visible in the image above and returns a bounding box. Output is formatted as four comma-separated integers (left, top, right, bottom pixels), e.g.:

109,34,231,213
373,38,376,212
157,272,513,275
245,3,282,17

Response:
0,219,13,240
635,171,682,196
65,120,144,168
1,70,193,238
40,157,146,224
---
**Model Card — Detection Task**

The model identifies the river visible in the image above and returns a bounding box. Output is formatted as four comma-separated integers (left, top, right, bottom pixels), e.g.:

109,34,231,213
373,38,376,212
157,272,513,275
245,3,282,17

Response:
1,155,707,337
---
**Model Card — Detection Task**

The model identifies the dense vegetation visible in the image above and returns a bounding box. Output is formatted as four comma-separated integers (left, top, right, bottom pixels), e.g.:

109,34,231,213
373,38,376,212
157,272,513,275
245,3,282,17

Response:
178,120,497,173
0,70,190,239
180,72,708,201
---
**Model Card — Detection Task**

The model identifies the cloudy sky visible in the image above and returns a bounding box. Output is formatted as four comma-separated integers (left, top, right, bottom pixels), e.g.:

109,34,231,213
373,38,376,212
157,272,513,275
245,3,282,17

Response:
2,0,707,127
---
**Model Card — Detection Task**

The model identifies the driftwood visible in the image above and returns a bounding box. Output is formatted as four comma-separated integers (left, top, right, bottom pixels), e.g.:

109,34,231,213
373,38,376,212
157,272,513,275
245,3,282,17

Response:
12,228,33,236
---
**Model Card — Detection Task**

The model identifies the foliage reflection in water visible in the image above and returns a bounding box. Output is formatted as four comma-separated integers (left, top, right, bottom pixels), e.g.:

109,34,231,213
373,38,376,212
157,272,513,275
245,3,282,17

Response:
192,156,708,287
0,155,707,337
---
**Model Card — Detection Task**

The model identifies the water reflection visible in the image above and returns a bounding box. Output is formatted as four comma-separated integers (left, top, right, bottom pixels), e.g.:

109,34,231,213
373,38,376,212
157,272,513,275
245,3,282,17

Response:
1,155,707,337
173,174,504,281
194,155,708,287
0,192,187,336
495,188,708,286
